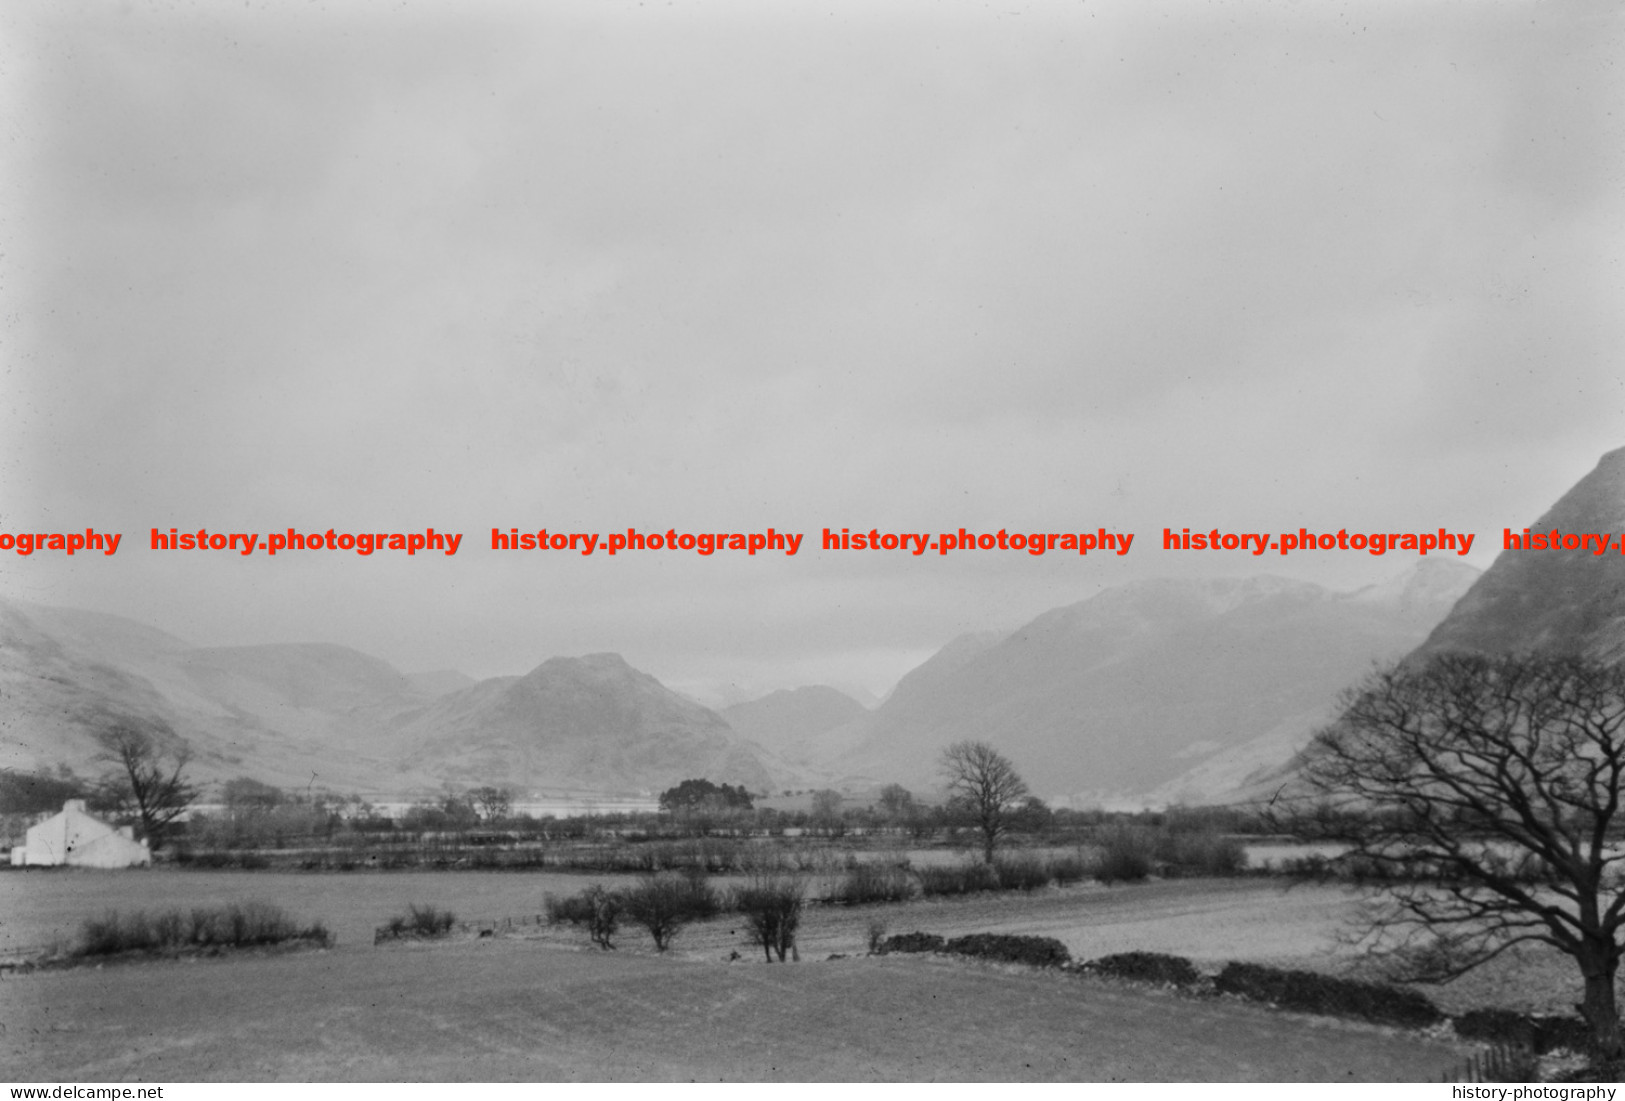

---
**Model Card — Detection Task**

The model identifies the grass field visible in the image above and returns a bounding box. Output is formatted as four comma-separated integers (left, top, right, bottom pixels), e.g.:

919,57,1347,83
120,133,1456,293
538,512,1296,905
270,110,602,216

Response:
3,868,1351,958
1,934,1471,1081
0,868,1580,1080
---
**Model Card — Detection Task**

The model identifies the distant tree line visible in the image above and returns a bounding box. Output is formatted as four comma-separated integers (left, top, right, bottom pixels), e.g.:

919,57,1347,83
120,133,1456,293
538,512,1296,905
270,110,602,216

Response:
658,778,755,813
0,766,99,816
5,760,1282,854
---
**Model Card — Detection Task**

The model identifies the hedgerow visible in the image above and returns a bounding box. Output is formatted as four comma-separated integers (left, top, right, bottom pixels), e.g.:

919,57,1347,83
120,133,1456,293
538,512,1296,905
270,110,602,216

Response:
1045,852,1089,885
915,861,999,897
825,862,915,905
77,903,331,957
875,931,945,954
992,852,1051,891
1213,962,1442,1028
1082,951,1204,988
943,933,1071,968
1092,826,1155,883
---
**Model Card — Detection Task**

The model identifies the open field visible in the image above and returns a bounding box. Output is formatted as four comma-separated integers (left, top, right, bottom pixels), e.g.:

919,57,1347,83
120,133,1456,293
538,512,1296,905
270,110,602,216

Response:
2,867,1355,961
1,867,1584,1013
0,867,1586,1080
1,934,1471,1081
0,867,605,957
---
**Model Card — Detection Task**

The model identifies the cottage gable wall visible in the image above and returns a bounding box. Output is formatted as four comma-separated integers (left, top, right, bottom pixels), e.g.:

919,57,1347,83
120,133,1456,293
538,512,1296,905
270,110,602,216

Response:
10,800,151,868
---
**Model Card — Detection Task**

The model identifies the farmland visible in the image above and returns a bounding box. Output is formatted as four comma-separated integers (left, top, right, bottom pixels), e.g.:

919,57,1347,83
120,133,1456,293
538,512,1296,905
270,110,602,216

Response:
0,868,1527,1080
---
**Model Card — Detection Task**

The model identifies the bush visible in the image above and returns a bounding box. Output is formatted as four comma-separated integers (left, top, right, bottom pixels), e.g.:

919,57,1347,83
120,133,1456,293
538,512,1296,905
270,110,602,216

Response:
545,884,622,949
876,931,945,954
944,933,1071,968
376,904,457,944
672,867,722,920
733,876,805,962
79,911,148,956
546,890,593,924
1083,951,1204,987
78,903,329,957
409,904,456,936
621,874,697,951
1213,962,1442,1028
1093,827,1155,883
916,860,999,897
1046,852,1089,886
1155,830,1248,877
992,852,1051,891
827,862,916,905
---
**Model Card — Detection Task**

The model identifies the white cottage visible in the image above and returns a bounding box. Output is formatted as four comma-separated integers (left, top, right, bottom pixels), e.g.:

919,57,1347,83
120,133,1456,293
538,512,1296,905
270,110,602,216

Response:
9,800,151,868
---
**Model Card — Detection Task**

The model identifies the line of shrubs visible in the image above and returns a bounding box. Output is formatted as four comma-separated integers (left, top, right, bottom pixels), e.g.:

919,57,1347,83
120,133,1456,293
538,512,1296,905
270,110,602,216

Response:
539,840,1244,927
543,854,1114,940
877,938,1588,1045
374,903,458,944
76,902,331,957
547,873,811,960
876,935,1597,1062
1079,950,1206,988
1073,951,1445,1030
545,827,1247,883
874,931,1072,968
172,846,558,872
546,871,755,954
158,820,1256,879
830,837,1241,903
1212,961,1443,1029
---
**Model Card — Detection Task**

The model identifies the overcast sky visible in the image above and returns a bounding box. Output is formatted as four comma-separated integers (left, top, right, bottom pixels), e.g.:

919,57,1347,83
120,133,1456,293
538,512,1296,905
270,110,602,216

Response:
2,0,1621,703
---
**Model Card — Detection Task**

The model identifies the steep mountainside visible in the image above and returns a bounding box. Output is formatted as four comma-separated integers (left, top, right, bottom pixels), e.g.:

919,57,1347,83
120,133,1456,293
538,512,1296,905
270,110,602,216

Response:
1410,446,1625,662
825,561,1478,807
1244,447,1625,810
0,599,773,796
0,600,400,788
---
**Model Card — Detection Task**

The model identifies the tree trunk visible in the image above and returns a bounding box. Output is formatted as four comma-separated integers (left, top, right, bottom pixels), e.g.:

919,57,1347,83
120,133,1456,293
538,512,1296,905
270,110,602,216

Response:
1578,948,1623,1058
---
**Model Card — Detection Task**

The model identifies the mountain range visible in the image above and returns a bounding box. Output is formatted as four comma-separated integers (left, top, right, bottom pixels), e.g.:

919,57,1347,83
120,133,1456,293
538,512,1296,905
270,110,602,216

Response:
1,558,1476,806
0,600,776,797
797,560,1480,806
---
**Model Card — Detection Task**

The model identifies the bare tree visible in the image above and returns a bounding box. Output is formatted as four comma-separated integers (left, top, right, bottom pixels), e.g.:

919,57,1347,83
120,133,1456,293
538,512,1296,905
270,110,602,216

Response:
734,875,805,962
96,718,197,851
581,885,622,950
620,874,694,952
468,785,513,823
877,783,915,822
1290,652,1625,1057
810,788,843,819
546,884,623,950
939,741,1029,863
